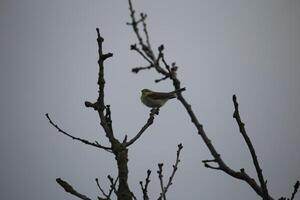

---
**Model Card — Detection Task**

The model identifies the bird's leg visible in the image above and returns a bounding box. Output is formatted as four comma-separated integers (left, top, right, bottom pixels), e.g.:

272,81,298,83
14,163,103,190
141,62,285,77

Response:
151,108,160,115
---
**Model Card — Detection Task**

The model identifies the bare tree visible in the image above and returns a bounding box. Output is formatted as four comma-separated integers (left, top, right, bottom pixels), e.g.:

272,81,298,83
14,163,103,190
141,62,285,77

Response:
46,1,299,200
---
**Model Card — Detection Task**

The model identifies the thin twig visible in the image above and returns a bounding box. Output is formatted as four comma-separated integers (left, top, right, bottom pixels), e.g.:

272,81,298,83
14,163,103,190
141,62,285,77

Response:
155,76,169,83
202,159,221,170
157,163,166,200
141,12,152,53
45,113,112,152
157,144,183,200
126,108,158,147
131,193,138,200
107,175,119,198
131,44,153,65
56,178,92,200
140,169,151,200
233,94,269,200
163,144,183,198
127,0,144,48
127,0,154,60
132,65,154,74
291,180,300,200
127,0,168,76
95,175,119,200
96,178,108,198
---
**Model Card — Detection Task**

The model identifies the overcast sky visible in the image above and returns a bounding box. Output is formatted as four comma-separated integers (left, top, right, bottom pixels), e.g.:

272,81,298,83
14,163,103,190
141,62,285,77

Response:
0,0,299,200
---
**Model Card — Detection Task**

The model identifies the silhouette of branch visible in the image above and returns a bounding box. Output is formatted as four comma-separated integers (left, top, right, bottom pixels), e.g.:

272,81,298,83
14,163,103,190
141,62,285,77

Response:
95,175,119,200
45,113,112,152
95,178,107,198
93,28,115,142
130,44,153,65
140,169,151,200
127,0,168,76
107,175,119,198
291,181,300,200
126,108,159,147
87,28,134,200
233,94,269,199
280,181,300,200
202,159,221,170
127,1,275,199
131,192,138,200
48,28,134,200
83,28,116,144
132,65,154,74
157,144,183,200
127,0,155,61
157,163,166,200
140,12,152,52
56,178,92,200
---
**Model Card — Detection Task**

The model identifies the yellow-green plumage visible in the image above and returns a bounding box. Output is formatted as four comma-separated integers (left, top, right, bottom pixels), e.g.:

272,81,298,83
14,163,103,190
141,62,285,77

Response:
140,88,186,108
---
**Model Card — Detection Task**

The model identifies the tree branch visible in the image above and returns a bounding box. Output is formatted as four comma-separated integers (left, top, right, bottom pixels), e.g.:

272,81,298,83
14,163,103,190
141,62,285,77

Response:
157,144,183,200
132,65,154,74
45,113,112,152
130,44,153,65
93,28,116,143
107,175,119,198
56,178,92,200
291,181,300,200
127,0,168,76
95,178,108,199
157,163,166,200
126,108,158,147
95,175,119,200
127,0,155,61
140,169,151,200
202,159,221,170
280,180,300,200
233,94,269,199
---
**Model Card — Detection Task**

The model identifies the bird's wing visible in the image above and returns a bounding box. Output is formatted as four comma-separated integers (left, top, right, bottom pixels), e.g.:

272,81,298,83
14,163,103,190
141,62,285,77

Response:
147,91,175,99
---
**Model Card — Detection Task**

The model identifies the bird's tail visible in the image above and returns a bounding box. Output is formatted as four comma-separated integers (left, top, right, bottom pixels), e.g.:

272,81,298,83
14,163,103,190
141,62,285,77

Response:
169,87,186,98
174,87,186,94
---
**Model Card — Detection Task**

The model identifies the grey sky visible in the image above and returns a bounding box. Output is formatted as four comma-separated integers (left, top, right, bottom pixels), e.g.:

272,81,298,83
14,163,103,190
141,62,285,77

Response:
0,0,299,199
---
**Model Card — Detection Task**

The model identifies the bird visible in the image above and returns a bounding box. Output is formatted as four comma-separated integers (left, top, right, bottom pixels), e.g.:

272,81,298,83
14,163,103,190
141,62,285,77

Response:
140,88,186,108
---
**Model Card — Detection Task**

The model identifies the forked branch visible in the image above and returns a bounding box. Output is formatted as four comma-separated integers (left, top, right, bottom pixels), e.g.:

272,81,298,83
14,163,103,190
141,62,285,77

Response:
140,169,151,200
157,144,183,200
96,175,119,200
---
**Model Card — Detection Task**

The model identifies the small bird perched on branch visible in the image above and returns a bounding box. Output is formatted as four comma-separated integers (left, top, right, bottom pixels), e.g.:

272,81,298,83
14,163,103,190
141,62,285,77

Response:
141,88,186,108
